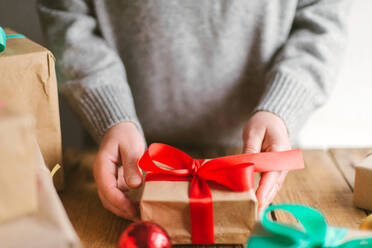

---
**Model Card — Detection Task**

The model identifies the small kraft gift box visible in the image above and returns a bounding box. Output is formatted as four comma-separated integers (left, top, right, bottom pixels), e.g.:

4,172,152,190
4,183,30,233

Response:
139,143,305,244
0,106,81,248
0,27,63,190
247,204,372,248
354,154,372,211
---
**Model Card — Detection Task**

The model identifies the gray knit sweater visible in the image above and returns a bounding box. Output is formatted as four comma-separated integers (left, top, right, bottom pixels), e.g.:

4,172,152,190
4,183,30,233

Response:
38,0,349,148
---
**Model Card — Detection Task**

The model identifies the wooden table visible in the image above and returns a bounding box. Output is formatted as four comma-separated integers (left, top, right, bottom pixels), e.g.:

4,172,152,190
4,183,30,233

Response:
60,148,372,248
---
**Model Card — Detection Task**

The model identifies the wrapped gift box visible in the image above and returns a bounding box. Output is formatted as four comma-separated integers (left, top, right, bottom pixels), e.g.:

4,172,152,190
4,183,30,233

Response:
0,28,63,190
0,146,81,248
0,107,81,247
354,154,372,211
0,107,38,223
141,180,257,244
139,143,304,244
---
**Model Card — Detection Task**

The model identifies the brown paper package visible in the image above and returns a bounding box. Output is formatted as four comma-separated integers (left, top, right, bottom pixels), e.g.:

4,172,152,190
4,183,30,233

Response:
0,28,63,190
0,107,38,223
140,180,257,244
0,110,81,247
354,155,372,211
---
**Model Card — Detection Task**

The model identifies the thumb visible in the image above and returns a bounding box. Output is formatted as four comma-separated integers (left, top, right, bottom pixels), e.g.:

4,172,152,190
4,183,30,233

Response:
242,128,266,154
121,145,143,188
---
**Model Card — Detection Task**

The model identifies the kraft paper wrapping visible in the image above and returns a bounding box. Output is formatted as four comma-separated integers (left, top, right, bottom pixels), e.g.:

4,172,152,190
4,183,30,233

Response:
354,155,372,211
0,141,81,248
0,28,63,190
0,107,38,223
140,180,257,244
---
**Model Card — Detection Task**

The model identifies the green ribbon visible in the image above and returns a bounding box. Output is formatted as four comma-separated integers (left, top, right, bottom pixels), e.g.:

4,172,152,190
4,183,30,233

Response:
0,26,25,52
247,204,372,248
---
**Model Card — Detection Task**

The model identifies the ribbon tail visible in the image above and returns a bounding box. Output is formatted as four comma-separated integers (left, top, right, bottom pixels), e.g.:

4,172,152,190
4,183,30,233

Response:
189,176,214,244
251,149,305,172
6,34,25,38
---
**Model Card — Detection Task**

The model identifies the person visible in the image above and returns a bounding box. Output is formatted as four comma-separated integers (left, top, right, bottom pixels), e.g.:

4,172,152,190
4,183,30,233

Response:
38,0,349,220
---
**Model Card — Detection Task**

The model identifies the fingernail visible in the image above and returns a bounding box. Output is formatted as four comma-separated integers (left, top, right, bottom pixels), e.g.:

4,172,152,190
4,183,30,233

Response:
128,175,142,187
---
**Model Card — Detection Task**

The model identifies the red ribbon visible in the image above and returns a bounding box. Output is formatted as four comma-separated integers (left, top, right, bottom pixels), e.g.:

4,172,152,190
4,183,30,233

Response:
138,143,304,244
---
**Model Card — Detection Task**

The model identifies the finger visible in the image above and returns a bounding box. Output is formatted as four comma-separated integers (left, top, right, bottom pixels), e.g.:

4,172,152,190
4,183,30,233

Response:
117,166,129,192
242,127,266,154
94,154,137,217
98,190,139,221
256,171,280,212
276,170,288,189
99,179,138,219
257,171,288,213
120,145,143,188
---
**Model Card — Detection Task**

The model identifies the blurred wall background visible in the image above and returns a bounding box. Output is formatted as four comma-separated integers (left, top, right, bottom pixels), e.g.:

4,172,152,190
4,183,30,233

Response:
298,1,372,148
0,0,371,149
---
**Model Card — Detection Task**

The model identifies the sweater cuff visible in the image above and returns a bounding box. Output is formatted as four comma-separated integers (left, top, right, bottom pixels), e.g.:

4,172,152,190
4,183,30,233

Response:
254,71,323,138
62,83,144,143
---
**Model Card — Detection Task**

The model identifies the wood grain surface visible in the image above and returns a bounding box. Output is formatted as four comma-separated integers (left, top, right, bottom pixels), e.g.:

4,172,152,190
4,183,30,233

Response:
273,150,367,228
60,148,370,248
329,148,372,189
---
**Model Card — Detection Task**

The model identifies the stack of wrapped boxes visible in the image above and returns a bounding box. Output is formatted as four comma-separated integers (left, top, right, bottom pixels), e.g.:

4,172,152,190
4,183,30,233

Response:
0,28,80,247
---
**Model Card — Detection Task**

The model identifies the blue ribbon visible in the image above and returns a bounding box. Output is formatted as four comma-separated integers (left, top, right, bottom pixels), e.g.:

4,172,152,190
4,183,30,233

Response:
246,204,372,248
0,26,25,52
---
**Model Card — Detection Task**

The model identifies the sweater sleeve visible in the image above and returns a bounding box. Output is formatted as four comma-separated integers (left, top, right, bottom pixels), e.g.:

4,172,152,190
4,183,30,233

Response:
254,0,350,138
37,0,143,143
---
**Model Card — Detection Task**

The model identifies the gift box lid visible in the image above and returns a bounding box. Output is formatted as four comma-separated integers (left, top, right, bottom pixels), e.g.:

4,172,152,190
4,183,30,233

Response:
356,155,372,169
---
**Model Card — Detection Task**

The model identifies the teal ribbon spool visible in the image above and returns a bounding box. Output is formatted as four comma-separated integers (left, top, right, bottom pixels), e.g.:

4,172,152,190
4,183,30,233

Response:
0,26,25,52
247,204,372,248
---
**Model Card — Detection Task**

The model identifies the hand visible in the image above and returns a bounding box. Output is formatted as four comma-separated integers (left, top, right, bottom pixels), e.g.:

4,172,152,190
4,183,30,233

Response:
93,121,145,220
242,111,291,213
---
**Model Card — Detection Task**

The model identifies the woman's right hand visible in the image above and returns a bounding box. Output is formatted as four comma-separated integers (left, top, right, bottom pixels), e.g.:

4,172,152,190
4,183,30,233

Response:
93,121,145,220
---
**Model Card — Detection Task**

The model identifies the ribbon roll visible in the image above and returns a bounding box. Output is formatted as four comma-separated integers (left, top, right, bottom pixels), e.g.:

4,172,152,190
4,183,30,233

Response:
0,26,25,52
247,204,372,248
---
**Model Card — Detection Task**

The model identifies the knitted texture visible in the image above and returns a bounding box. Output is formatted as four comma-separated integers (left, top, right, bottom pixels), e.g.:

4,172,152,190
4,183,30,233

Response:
38,0,349,147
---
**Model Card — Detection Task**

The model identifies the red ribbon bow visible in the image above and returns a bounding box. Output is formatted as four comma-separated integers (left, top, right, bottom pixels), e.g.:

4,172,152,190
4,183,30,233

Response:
138,143,304,244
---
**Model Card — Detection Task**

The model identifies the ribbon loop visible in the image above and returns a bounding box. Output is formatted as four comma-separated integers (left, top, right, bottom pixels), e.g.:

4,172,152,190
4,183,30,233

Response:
0,27,6,52
262,204,328,246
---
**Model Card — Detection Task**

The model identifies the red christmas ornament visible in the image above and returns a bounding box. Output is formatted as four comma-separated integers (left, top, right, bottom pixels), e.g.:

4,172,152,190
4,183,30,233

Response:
118,221,171,248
